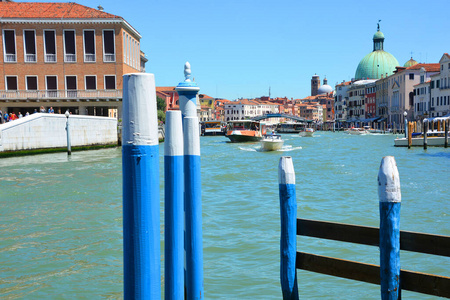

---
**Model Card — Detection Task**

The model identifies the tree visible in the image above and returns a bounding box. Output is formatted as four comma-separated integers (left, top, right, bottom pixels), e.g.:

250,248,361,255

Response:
157,96,166,123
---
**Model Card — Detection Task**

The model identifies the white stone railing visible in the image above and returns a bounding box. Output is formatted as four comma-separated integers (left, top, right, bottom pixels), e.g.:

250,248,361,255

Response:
0,89,123,101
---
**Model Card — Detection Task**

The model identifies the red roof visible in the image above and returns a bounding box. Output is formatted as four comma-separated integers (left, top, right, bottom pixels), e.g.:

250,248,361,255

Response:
0,2,121,19
405,63,440,72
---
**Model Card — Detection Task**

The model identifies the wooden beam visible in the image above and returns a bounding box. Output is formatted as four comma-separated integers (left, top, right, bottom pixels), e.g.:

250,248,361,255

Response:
297,219,450,257
297,252,450,298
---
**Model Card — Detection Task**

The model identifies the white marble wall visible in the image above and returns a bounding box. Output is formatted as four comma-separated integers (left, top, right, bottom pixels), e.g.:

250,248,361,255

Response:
0,113,117,151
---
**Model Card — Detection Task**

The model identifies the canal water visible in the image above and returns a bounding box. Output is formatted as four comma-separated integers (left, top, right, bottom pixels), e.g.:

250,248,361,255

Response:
0,132,448,299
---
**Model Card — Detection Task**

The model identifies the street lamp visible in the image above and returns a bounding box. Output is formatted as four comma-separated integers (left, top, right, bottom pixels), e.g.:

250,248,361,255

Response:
403,111,408,138
65,110,71,155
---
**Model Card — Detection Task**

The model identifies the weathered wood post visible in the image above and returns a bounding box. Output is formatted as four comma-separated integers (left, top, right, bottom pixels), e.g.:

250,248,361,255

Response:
407,122,412,149
122,73,160,299
176,62,204,299
279,156,299,300
444,119,448,148
378,156,401,300
423,121,428,150
164,110,184,300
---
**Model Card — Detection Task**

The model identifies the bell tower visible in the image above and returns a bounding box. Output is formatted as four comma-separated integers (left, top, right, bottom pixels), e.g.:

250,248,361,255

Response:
311,74,320,96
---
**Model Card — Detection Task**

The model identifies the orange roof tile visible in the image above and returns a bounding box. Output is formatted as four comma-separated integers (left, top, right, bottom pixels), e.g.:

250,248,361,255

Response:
156,86,177,92
0,2,121,19
405,63,440,72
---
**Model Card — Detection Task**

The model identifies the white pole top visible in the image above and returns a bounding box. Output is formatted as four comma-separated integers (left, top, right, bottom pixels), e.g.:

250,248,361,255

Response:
183,116,200,156
165,110,183,156
378,156,401,203
278,156,295,185
122,73,159,146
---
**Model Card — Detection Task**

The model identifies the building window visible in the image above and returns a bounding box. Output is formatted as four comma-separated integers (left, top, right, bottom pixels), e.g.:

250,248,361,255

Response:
409,73,414,80
431,81,435,89
3,29,16,62
64,30,76,62
23,30,36,62
420,75,424,83
46,76,58,97
44,30,57,62
85,76,97,90
26,76,38,90
83,30,96,62
6,76,18,90
65,76,77,97
104,75,116,89
103,30,115,62
437,80,440,88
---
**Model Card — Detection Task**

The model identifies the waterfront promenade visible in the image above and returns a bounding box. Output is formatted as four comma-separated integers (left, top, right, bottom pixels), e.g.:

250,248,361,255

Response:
0,132,448,298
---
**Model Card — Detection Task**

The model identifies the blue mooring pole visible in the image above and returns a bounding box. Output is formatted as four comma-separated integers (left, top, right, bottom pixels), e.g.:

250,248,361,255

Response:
122,73,160,299
378,156,401,300
279,156,299,300
164,110,185,300
176,62,204,299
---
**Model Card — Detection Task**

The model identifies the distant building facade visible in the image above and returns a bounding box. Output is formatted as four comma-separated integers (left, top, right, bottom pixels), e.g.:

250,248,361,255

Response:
0,2,146,118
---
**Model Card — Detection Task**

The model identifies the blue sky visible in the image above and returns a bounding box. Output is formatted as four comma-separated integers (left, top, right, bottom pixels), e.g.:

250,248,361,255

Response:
21,0,450,100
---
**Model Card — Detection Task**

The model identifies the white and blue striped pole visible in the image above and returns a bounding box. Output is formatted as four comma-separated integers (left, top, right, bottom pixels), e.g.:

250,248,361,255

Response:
378,156,401,300
279,156,299,300
122,73,160,299
175,62,203,299
164,110,184,300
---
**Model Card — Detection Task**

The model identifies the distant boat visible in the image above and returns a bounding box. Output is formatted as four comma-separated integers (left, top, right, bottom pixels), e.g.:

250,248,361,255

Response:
260,134,284,151
201,120,226,136
299,127,314,137
225,120,266,142
276,122,304,133
344,127,369,135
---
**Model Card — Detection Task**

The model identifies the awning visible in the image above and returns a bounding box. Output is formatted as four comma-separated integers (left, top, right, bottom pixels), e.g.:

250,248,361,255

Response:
424,114,450,122
360,117,381,123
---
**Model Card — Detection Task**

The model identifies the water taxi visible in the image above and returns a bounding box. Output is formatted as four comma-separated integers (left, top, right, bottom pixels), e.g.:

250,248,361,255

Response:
225,120,266,142
344,127,369,135
276,122,304,133
201,120,226,136
299,128,314,137
260,134,284,151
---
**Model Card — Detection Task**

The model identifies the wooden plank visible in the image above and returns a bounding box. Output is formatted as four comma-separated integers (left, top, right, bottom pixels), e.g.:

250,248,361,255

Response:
297,252,450,298
401,269,450,298
296,252,380,285
400,230,450,257
297,219,450,257
297,219,379,246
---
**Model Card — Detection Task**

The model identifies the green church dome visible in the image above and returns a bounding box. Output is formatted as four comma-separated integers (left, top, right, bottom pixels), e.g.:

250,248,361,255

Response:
355,50,399,80
355,24,399,80
404,57,418,68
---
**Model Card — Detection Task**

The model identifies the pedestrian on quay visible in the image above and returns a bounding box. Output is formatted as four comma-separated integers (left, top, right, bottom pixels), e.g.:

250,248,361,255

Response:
18,112,23,118
40,106,46,113
4,113,9,122
0,110,3,124
9,112,17,121
48,107,54,114
25,112,30,116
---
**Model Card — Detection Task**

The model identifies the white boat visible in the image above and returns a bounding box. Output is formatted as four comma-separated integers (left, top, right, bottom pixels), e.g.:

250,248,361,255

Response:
344,127,369,135
299,128,314,137
394,131,449,147
260,134,284,151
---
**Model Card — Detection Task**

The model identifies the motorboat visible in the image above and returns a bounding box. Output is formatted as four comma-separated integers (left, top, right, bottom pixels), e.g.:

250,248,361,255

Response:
299,128,314,137
344,127,369,135
225,120,266,142
260,134,284,151
201,120,226,136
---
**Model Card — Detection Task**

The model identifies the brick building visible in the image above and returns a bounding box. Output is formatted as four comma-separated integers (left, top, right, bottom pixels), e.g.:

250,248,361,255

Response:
0,2,146,118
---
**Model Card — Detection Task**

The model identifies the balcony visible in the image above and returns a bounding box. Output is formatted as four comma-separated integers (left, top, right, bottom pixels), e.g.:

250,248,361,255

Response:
84,54,95,62
45,54,56,62
25,54,37,62
0,89,123,101
5,54,16,62
104,54,115,62
65,54,76,62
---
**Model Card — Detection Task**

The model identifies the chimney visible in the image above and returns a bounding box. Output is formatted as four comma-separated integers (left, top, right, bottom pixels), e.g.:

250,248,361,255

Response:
98,5,104,11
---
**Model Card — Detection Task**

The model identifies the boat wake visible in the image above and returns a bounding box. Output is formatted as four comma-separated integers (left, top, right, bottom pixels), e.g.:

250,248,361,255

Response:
239,145,302,152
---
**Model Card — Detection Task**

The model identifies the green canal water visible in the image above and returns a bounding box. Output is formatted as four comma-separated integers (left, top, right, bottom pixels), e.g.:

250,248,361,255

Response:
0,132,448,299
